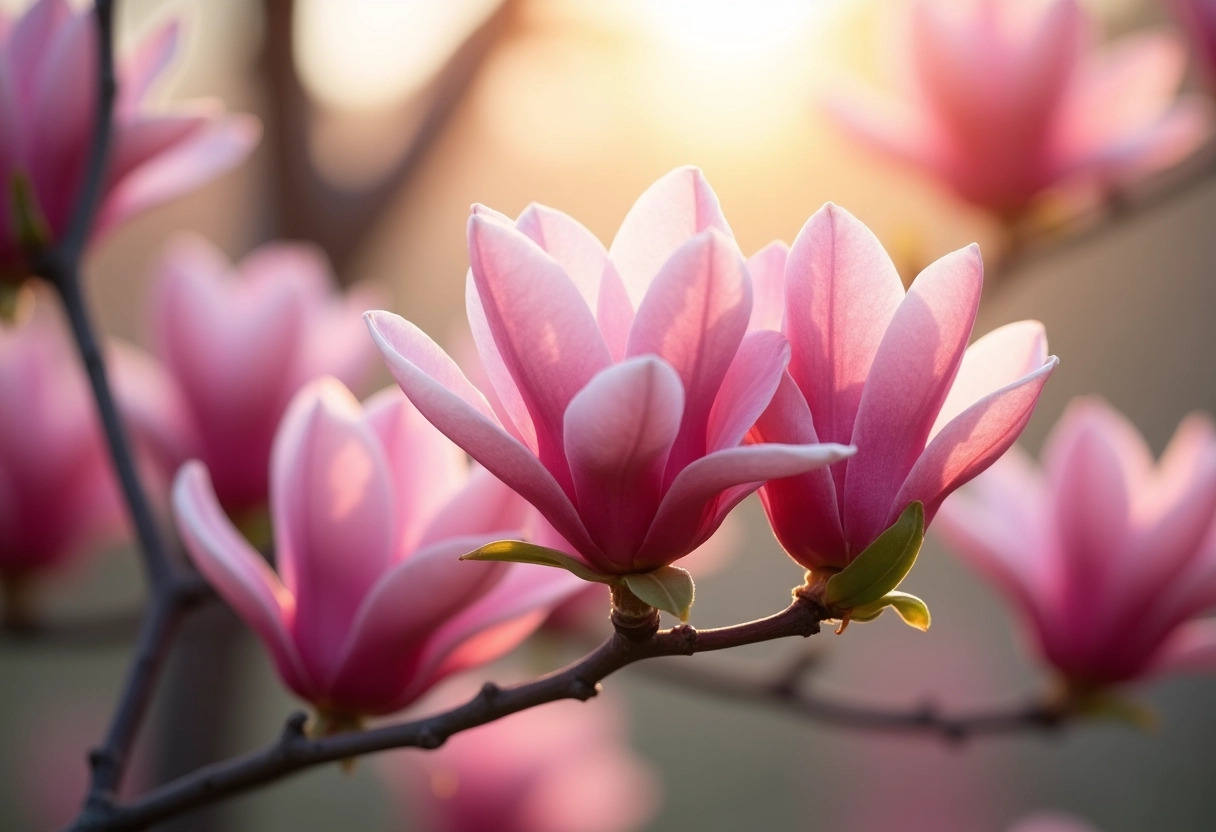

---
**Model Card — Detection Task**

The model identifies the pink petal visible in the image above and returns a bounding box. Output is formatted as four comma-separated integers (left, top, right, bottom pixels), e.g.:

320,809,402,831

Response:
513,203,635,359
466,273,538,451
8,0,73,104
637,442,855,572
562,357,684,570
109,340,199,479
752,372,846,567
607,166,734,307
366,311,601,559
626,229,751,477
745,241,788,333
94,112,261,238
1146,619,1216,678
705,329,789,452
784,203,905,454
116,19,179,111
172,462,312,697
364,387,469,554
325,536,510,713
894,339,1057,526
416,465,533,551
270,379,397,684
822,81,944,177
842,244,982,552
468,215,613,485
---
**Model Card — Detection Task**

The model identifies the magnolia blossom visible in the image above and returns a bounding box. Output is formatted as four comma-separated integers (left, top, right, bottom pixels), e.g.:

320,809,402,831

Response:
936,399,1216,687
173,379,581,717
0,294,124,579
751,204,1056,573
125,235,377,517
0,0,259,277
367,167,853,578
380,698,659,832
827,0,1210,217
1170,0,1216,85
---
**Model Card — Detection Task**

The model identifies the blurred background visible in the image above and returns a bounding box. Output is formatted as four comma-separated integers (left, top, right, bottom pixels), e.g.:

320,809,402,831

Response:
4,0,1216,829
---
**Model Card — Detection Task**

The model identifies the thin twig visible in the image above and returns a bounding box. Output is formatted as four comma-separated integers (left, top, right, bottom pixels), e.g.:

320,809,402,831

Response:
638,657,1063,743
68,594,830,832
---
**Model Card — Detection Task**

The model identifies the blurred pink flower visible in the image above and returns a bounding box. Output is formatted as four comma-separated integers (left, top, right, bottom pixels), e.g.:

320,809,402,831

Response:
125,234,378,517
0,0,259,276
827,0,1210,218
379,698,659,832
752,204,1056,574
173,378,582,718
367,167,853,578
0,293,125,579
1009,812,1101,832
936,398,1216,687
1170,0,1216,86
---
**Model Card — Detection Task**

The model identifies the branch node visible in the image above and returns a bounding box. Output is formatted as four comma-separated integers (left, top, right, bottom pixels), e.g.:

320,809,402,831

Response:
416,729,446,750
282,712,309,742
568,678,600,701
479,681,501,703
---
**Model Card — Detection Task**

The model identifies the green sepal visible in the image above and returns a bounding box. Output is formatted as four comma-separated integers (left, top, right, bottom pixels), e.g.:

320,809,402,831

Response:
9,172,50,252
1070,689,1158,731
460,539,608,584
825,501,924,609
848,590,931,631
621,566,695,623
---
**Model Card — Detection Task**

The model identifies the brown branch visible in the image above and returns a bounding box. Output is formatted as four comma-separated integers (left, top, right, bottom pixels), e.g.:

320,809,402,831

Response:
258,0,517,280
637,655,1065,743
67,594,829,832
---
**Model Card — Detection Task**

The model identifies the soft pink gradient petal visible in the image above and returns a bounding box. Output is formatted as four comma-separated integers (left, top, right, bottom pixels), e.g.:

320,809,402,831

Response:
117,19,179,110
751,372,846,568
638,442,854,570
607,166,734,307
271,380,397,685
365,311,600,559
1009,812,1102,832
172,462,311,696
563,357,684,569
1146,618,1216,677
895,354,1057,526
785,204,905,451
745,241,788,333
466,274,538,450
468,215,612,483
842,244,982,551
705,329,789,453
326,537,509,712
365,387,468,551
626,229,751,476
416,465,532,551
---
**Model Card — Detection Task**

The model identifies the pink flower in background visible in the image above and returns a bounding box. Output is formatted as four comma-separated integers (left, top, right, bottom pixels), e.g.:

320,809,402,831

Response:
936,398,1216,687
826,0,1210,218
1170,0,1216,86
0,0,259,276
367,167,853,578
379,697,659,832
125,235,377,517
0,294,125,579
752,204,1056,573
173,379,582,718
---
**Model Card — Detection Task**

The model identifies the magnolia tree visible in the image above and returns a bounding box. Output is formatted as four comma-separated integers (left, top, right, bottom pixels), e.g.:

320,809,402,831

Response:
3,0,1216,830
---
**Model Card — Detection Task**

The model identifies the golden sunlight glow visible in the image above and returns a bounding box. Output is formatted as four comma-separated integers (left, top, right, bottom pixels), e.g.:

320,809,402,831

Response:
294,0,500,112
640,0,842,63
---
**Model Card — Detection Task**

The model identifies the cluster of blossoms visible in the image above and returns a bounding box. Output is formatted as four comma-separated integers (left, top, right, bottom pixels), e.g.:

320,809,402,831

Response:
8,0,1216,826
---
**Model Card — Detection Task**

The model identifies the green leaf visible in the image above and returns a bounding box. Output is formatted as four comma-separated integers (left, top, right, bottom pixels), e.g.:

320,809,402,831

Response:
461,540,607,584
1071,690,1158,731
622,567,696,622
9,172,50,252
825,501,924,609
846,591,931,631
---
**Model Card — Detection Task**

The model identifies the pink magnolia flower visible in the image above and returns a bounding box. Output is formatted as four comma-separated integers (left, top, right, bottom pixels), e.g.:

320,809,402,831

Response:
0,0,259,277
379,697,659,832
751,204,1056,574
367,167,853,578
126,234,378,517
0,293,125,580
1170,0,1216,86
936,398,1216,687
827,0,1210,218
173,378,582,718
